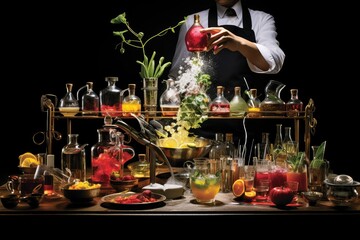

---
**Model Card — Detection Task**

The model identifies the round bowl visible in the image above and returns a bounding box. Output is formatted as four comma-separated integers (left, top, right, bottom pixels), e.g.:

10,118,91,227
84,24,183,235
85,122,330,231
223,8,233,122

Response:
110,178,139,192
157,137,213,167
324,179,360,207
0,194,20,209
62,183,101,203
302,191,323,206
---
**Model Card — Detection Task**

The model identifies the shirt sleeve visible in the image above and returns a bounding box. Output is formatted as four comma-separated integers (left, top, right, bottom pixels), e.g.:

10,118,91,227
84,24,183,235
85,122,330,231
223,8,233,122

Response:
248,10,285,74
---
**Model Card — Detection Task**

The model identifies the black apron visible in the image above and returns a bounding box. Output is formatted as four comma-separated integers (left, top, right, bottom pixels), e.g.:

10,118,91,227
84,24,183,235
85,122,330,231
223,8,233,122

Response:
191,3,262,144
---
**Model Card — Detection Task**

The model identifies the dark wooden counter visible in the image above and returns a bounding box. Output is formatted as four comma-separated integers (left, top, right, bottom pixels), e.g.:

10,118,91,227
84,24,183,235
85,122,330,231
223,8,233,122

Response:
1,184,360,231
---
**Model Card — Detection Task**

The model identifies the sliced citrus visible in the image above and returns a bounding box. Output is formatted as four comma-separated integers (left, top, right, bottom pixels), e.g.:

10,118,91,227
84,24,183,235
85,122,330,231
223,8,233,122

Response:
232,179,245,197
21,157,40,167
19,152,37,165
243,190,257,202
161,138,179,148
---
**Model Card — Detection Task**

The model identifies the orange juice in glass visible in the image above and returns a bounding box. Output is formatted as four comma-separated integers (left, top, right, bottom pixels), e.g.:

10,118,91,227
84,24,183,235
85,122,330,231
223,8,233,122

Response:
190,158,221,204
287,170,308,192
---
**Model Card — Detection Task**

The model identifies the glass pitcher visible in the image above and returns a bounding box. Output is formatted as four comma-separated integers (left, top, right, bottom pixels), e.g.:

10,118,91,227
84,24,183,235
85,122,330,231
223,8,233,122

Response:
260,80,286,116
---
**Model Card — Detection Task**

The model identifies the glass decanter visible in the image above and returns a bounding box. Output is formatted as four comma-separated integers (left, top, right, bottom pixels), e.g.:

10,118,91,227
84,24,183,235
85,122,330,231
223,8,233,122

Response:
59,83,80,116
286,89,303,117
78,82,100,116
260,80,286,116
209,86,230,116
61,133,87,182
185,14,208,52
230,86,248,116
121,83,141,117
159,79,181,116
100,76,122,117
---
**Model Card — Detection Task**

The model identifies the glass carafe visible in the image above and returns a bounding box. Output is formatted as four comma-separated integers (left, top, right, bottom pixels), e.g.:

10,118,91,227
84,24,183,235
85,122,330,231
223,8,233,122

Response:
246,88,261,117
127,153,150,178
185,14,208,52
59,83,80,116
159,79,181,116
286,89,303,117
309,141,329,195
121,83,141,117
260,80,286,116
100,76,122,117
61,134,87,182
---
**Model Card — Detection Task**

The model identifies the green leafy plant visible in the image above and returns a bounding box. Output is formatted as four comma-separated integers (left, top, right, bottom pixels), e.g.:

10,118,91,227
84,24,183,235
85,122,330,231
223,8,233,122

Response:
111,12,185,79
309,140,327,169
287,152,306,172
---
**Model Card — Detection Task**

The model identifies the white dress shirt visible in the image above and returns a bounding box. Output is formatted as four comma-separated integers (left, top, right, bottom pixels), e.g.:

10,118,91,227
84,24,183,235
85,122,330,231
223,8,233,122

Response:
169,1,285,79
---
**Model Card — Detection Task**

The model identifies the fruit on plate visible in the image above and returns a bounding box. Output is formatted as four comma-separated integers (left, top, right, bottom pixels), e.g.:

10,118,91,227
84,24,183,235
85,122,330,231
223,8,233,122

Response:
18,152,40,167
269,186,294,206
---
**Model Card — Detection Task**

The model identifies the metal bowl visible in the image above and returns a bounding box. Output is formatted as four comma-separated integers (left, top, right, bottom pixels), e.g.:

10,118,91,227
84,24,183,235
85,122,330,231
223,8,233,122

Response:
157,137,213,167
62,183,101,203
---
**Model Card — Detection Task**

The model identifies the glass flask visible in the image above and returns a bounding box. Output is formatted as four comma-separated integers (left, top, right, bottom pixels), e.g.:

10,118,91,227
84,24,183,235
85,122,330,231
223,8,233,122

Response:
121,83,141,117
127,153,150,178
246,88,261,117
209,86,230,116
189,157,221,204
159,79,181,116
61,134,87,182
78,82,100,116
220,133,237,193
286,89,303,117
59,83,80,117
230,86,248,116
91,128,135,187
100,76,122,117
185,14,208,52
260,80,286,116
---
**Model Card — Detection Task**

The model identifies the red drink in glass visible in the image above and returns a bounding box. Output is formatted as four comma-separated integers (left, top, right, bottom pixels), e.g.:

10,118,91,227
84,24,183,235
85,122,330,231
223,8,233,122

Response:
269,166,287,190
287,171,308,192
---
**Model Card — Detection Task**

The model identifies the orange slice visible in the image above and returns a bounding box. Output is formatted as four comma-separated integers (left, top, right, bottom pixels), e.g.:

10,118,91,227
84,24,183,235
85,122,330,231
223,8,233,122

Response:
232,179,245,197
243,190,257,202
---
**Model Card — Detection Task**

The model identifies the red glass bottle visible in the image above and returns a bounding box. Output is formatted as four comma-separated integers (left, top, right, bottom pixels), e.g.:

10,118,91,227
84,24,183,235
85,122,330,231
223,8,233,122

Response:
185,14,208,52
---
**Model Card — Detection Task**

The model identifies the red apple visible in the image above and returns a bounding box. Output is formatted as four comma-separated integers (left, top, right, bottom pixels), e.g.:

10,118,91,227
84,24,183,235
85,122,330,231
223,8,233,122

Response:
269,186,295,206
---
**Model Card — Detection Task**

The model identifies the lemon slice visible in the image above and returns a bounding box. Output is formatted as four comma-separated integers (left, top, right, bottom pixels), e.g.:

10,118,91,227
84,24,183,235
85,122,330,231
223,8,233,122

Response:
161,138,179,148
19,152,37,166
179,142,196,148
21,157,40,167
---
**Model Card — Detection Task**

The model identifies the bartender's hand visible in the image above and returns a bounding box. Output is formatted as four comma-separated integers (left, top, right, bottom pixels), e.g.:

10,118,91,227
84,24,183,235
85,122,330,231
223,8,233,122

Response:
200,27,270,71
200,27,243,54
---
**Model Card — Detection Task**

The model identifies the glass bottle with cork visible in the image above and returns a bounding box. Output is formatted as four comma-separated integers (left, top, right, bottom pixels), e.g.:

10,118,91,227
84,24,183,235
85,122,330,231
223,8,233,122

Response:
185,14,208,53
127,153,150,178
159,79,181,116
209,86,230,116
59,83,80,117
100,76,122,117
286,89,303,117
121,83,141,117
230,86,248,116
246,88,261,117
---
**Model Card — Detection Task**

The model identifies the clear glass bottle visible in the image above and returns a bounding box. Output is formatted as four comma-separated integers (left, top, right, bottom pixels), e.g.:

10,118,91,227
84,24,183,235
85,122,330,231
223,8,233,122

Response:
127,153,150,178
230,86,248,116
121,83,141,117
257,132,272,161
209,86,230,116
185,14,208,52
100,76,122,117
59,83,80,116
272,124,287,168
220,133,237,193
246,88,261,117
61,134,87,182
159,79,181,116
260,80,286,116
79,82,100,116
286,89,303,117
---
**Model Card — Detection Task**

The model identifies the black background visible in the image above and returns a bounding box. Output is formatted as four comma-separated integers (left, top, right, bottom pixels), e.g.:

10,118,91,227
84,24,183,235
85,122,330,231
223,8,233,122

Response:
3,0,359,182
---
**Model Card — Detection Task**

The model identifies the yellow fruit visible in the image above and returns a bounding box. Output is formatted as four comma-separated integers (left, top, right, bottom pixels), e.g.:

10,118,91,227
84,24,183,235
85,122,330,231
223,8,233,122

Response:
161,138,179,148
19,152,37,166
21,157,40,167
243,190,257,202
232,179,245,197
